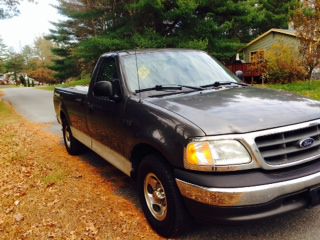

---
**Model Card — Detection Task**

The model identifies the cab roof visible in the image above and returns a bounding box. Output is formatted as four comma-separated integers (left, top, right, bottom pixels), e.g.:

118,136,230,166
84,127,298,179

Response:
101,48,204,58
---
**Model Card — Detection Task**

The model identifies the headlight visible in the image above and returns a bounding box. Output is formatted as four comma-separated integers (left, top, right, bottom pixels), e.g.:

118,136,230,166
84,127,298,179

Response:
184,140,251,171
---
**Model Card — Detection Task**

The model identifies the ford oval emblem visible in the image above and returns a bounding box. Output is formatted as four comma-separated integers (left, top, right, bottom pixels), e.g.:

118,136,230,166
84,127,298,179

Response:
299,138,315,148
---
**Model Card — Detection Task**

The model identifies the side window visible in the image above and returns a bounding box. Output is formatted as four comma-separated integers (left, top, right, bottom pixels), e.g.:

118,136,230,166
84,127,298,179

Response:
97,57,118,83
250,50,265,63
94,57,122,99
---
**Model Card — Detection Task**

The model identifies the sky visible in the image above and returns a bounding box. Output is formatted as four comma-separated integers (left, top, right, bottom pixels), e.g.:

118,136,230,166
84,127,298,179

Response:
0,0,62,52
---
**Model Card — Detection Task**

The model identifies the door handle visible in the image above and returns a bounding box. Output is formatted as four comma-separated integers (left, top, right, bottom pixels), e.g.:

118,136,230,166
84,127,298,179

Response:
75,97,83,103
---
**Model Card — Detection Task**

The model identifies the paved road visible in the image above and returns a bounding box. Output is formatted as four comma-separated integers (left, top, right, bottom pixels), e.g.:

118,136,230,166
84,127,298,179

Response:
2,87,60,133
1,87,320,239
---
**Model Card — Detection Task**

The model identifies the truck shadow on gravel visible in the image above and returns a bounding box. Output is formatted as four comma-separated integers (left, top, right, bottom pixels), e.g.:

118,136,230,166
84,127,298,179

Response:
75,148,319,240
181,210,317,239
78,149,140,206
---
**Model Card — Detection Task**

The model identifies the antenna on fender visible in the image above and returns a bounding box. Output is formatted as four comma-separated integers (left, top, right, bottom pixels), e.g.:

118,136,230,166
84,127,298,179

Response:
135,48,142,102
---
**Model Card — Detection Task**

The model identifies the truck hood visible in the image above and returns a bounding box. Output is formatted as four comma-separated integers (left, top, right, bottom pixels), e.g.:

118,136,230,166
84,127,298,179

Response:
146,87,320,135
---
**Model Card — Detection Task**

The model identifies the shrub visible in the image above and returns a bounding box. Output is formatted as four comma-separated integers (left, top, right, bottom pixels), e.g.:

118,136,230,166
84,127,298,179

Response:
28,68,56,84
263,42,307,83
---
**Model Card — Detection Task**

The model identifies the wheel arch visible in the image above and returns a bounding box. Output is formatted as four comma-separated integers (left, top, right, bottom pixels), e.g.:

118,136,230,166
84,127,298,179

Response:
130,143,171,179
60,110,67,124
59,107,71,127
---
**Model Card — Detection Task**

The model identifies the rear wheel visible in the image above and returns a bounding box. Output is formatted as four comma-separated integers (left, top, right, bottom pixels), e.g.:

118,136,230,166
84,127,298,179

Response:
62,121,84,155
137,154,190,237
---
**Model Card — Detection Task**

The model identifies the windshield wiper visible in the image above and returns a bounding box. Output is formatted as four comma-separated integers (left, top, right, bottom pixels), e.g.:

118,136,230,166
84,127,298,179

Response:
201,81,248,88
135,85,182,93
178,85,203,90
135,84,203,93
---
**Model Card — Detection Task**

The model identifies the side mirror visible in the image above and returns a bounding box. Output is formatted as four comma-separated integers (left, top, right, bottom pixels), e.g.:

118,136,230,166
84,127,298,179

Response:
93,81,113,97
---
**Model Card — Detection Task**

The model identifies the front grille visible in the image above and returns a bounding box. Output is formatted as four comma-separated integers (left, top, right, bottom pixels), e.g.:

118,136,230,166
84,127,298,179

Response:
255,124,320,165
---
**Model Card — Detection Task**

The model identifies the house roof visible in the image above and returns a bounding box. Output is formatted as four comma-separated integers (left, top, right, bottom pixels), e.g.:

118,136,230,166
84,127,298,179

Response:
241,28,297,51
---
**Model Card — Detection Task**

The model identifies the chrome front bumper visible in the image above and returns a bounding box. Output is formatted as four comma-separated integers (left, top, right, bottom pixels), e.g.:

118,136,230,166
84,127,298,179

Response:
176,171,320,207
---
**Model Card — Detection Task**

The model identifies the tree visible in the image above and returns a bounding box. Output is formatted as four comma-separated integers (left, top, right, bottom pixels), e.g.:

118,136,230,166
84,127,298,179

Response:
47,21,80,81
4,53,24,82
0,0,19,18
0,0,35,19
0,37,8,72
48,0,297,80
0,35,56,84
292,0,320,80
17,37,57,83
246,0,296,41
20,37,55,70
21,44,42,75
0,37,8,58
33,37,55,66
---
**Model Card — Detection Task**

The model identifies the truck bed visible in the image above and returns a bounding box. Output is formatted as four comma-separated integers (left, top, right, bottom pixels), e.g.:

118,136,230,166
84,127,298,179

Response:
53,86,89,125
55,86,89,95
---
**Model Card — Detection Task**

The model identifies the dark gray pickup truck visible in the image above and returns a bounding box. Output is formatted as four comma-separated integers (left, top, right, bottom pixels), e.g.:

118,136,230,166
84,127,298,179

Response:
54,49,320,237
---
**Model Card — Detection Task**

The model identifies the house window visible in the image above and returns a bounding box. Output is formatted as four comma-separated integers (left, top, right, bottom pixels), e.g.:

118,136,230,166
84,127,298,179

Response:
250,50,265,63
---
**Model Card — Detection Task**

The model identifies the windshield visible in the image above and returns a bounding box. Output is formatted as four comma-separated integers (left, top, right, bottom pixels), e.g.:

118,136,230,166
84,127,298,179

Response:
121,50,239,92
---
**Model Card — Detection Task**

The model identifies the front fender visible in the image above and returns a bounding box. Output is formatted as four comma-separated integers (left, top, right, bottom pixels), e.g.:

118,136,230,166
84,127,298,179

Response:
125,98,205,169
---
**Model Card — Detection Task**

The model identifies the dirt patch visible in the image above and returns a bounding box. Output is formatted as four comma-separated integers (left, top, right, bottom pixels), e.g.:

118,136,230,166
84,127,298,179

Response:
0,98,162,239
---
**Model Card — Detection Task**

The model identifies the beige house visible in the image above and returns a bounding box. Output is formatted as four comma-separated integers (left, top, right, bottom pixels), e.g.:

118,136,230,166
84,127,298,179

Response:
240,28,299,63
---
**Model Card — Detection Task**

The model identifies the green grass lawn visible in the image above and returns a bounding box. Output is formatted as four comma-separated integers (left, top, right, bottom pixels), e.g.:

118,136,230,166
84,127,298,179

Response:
0,95,19,127
0,85,19,89
261,80,320,101
37,78,90,91
0,99,11,117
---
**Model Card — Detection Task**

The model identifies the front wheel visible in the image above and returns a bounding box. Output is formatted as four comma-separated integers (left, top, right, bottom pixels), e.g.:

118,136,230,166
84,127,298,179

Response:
137,155,190,237
62,121,84,155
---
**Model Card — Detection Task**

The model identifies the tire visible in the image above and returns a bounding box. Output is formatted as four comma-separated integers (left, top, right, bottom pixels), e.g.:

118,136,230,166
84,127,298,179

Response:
137,154,190,237
62,121,85,155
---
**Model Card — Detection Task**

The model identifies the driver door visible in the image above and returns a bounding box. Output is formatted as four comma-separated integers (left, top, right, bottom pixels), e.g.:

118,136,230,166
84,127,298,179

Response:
86,56,129,172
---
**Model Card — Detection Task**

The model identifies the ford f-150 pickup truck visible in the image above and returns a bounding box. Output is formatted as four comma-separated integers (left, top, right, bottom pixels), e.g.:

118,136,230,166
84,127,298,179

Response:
54,49,320,237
